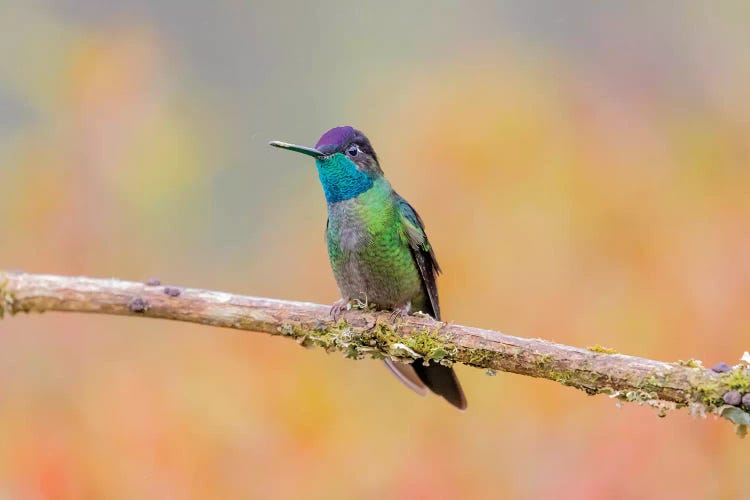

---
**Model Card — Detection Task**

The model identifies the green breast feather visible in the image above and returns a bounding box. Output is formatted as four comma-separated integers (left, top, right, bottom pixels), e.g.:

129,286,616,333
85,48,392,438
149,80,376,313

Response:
325,179,441,318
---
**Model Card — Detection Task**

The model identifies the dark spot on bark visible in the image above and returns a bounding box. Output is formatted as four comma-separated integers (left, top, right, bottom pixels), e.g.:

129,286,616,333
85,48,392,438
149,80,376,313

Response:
164,287,182,297
128,297,149,313
711,362,732,373
145,278,161,286
723,390,742,406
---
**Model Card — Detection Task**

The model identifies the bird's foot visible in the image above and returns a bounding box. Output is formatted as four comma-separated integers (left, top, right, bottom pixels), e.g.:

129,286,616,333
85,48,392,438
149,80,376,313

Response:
330,298,350,322
389,301,412,323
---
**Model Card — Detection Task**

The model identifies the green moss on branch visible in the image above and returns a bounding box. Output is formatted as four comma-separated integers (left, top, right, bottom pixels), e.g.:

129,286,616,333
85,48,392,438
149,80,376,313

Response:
3,271,749,432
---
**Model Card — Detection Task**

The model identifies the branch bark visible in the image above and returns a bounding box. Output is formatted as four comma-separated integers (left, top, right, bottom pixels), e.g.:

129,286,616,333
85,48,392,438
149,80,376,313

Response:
2,271,749,426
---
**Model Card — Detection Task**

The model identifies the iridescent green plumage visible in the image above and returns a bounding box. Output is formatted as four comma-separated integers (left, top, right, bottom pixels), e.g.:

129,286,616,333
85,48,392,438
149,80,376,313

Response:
269,126,466,409
326,177,429,314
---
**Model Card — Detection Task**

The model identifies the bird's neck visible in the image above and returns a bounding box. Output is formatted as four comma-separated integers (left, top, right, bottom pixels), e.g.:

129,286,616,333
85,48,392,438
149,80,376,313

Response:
316,155,377,203
326,177,394,234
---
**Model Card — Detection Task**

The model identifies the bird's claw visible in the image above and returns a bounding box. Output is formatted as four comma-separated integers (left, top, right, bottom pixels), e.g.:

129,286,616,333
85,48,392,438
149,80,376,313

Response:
389,301,411,323
330,299,350,321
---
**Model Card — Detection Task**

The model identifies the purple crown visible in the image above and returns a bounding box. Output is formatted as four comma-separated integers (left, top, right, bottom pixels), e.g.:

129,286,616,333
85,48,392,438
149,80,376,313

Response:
315,126,355,150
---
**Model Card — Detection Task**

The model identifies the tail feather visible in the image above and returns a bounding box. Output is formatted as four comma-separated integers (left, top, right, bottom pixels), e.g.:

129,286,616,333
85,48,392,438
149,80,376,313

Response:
384,359,467,410
413,363,467,410
384,359,428,396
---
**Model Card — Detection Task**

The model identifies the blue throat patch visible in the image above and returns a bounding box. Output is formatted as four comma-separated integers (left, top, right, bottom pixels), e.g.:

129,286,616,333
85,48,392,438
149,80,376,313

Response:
316,153,374,203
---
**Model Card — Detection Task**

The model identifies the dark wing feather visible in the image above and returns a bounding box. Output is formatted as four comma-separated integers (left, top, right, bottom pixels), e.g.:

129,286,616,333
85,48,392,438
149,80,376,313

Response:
394,194,442,320
393,194,467,410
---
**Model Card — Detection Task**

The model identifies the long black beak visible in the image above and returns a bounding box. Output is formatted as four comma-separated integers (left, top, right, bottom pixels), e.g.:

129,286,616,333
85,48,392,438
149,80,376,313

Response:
269,140,322,158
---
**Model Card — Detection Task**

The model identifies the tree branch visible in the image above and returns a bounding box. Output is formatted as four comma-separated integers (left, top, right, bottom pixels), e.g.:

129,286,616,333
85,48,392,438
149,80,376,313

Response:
2,271,749,428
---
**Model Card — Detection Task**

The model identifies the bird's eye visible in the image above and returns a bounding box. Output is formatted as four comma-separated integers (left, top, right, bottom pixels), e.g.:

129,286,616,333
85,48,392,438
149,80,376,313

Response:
346,145,359,157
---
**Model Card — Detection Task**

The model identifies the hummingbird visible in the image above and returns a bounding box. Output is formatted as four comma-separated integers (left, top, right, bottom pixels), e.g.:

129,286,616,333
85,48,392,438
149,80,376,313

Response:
269,126,467,409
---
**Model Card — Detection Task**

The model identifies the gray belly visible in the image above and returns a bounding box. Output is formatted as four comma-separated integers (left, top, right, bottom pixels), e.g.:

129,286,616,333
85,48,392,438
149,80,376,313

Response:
336,256,422,308
327,200,425,310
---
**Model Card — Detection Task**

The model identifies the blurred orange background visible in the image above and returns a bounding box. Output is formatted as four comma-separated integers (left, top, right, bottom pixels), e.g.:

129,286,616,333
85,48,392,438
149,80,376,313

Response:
1,2,749,498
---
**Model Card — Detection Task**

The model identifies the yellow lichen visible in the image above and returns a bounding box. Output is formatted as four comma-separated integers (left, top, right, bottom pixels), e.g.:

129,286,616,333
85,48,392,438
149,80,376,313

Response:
587,344,618,355
723,367,750,392
466,349,495,367
677,359,704,369
0,271,14,319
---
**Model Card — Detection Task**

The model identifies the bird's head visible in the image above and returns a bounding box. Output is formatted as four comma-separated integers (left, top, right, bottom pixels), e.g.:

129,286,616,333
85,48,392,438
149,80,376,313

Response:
270,126,383,203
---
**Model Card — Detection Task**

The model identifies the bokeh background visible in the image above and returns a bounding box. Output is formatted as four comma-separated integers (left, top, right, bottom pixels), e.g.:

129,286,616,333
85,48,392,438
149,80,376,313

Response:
1,1,749,498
